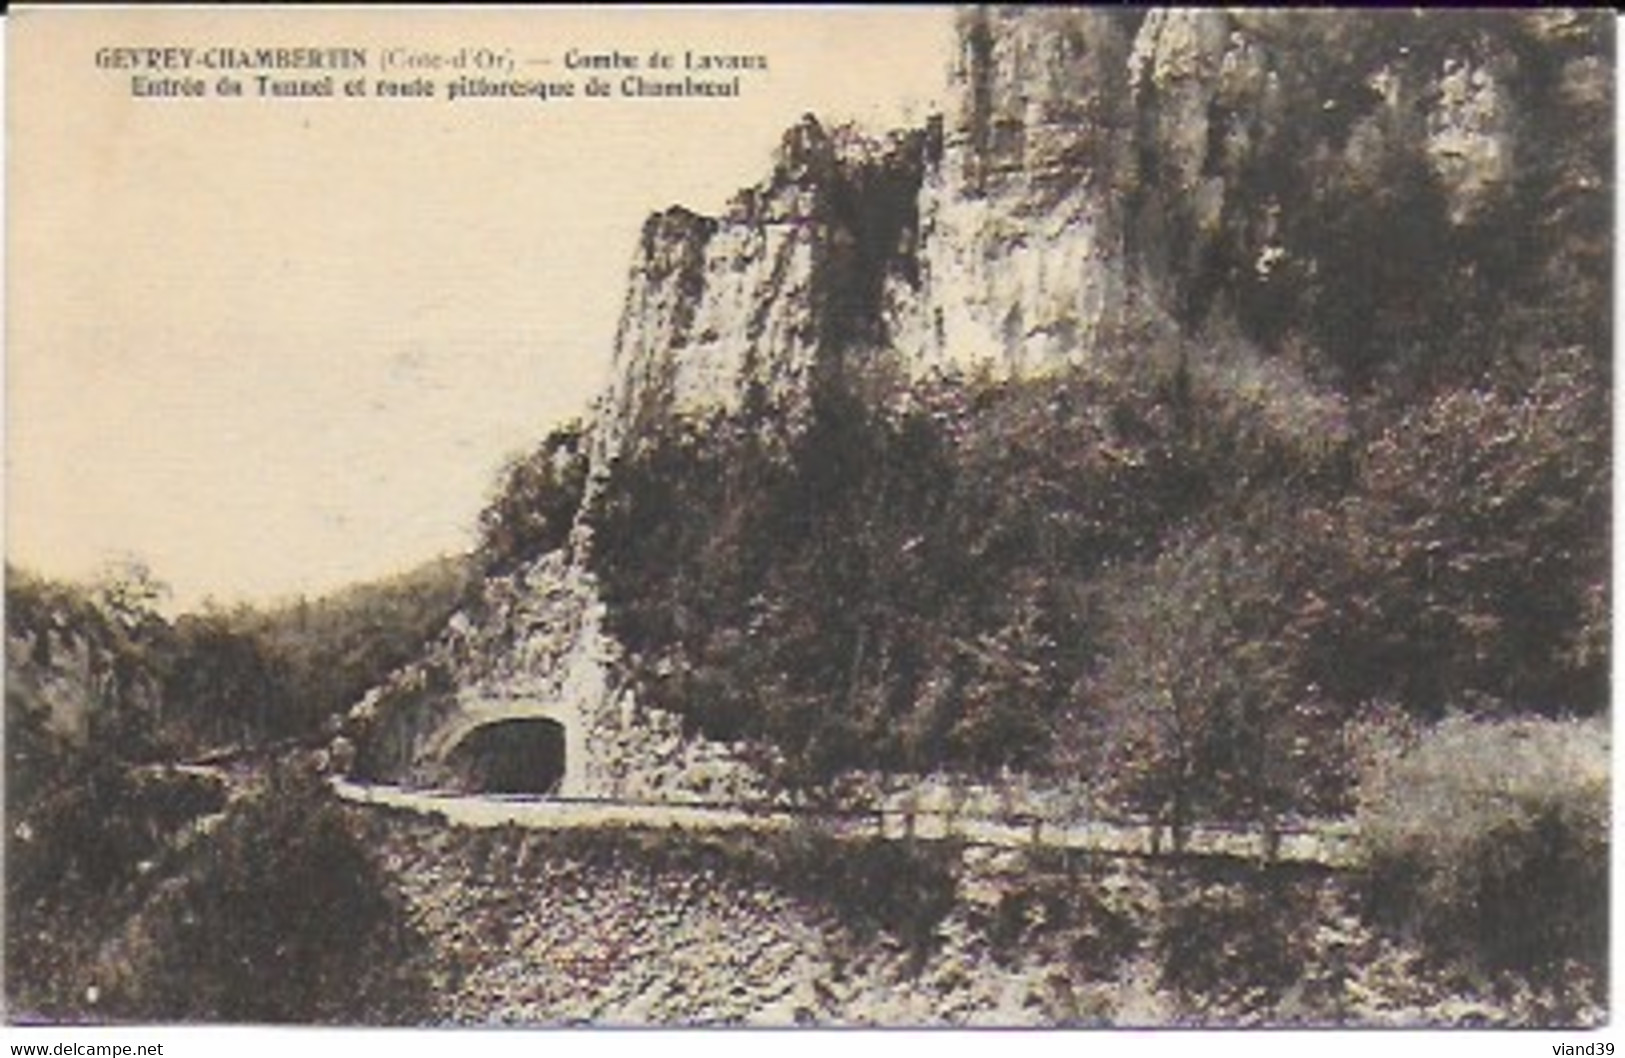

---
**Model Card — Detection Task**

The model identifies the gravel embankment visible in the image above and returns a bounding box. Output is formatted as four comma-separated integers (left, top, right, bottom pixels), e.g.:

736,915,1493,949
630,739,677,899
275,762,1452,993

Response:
361,810,1604,1027
368,813,1117,1026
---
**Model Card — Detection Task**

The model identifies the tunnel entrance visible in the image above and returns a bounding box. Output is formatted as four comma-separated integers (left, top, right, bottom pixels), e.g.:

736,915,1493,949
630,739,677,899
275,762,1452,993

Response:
446,717,568,796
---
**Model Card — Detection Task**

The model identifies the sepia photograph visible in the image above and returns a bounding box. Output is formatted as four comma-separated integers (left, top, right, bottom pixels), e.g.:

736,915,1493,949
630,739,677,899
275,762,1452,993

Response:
4,5,1613,1035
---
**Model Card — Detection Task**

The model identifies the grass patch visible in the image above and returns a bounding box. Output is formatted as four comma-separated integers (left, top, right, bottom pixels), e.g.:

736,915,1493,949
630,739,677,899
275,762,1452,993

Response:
1356,716,1608,983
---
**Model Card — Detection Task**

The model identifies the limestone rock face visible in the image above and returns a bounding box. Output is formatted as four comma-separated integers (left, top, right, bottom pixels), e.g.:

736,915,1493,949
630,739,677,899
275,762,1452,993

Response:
903,8,1150,375
7,623,106,745
597,117,931,464
599,7,1609,436
5,587,166,752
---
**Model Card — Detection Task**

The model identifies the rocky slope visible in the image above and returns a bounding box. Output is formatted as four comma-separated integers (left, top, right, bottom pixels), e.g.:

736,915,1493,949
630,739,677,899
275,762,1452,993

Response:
347,546,772,801
364,810,1603,1027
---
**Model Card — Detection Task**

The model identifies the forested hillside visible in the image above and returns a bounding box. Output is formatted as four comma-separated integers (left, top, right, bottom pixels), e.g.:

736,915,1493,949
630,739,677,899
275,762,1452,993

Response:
4,556,473,1019
587,340,1607,817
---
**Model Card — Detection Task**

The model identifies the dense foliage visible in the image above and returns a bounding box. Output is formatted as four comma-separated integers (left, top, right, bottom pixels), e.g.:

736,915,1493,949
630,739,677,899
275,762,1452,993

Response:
588,332,1607,815
104,764,433,1023
1138,10,1613,397
5,761,229,1018
7,761,430,1023
475,420,591,574
5,554,474,762
5,558,470,1019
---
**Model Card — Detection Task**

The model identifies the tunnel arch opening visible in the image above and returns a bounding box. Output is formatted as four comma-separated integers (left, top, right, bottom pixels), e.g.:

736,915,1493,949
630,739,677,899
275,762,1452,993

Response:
445,717,569,795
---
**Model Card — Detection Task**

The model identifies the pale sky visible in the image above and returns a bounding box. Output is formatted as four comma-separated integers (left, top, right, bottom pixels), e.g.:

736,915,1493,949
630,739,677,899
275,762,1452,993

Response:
7,7,955,612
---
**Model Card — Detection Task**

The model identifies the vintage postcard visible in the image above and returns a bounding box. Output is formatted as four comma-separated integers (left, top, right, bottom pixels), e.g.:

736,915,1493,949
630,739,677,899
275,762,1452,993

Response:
5,5,1612,1041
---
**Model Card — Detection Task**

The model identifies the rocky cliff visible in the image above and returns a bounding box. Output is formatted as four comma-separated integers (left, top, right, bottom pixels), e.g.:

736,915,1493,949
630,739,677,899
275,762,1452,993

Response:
5,570,165,755
596,117,932,463
602,6,1607,433
349,7,1611,797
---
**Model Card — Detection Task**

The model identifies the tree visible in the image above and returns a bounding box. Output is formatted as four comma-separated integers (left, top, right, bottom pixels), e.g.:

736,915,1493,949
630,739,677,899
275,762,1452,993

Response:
89,555,171,633
1328,347,1609,716
476,421,590,572
112,763,430,1023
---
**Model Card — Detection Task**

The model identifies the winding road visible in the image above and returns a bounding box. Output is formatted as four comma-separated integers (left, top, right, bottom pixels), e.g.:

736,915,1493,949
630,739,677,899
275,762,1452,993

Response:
330,779,1363,868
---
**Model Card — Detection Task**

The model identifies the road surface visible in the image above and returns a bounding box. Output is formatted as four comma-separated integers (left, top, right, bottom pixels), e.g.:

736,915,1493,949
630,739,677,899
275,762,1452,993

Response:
330,779,1362,868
